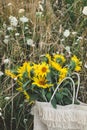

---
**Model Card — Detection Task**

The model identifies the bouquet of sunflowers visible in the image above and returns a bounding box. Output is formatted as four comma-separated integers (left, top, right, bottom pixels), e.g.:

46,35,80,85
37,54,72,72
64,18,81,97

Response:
5,54,82,107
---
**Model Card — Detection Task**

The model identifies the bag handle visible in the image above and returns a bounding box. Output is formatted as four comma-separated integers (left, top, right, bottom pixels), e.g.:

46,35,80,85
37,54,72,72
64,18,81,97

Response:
50,77,75,104
71,72,80,100
71,72,87,105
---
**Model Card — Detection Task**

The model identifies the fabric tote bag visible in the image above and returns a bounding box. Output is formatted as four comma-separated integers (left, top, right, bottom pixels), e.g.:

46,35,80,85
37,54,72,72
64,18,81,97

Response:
33,73,87,130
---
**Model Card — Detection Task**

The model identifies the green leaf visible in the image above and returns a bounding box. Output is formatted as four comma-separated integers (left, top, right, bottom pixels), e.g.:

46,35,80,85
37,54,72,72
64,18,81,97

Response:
62,88,72,97
31,84,35,89
69,61,76,71
46,92,52,101
41,89,47,101
56,58,62,64
55,92,63,101
51,97,57,108
63,97,72,105
23,71,28,78
41,56,48,63
22,80,31,89
29,93,39,101
62,91,68,96
47,73,52,82
65,0,74,4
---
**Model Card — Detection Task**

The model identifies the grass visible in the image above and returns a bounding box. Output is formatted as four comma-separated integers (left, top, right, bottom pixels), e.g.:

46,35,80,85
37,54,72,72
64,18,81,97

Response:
0,0,87,129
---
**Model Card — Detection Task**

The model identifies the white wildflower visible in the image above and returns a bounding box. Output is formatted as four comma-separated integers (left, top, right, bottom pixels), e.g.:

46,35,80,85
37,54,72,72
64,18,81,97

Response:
14,77,17,81
18,9,25,14
0,71,4,76
4,35,9,43
5,35,9,39
61,39,65,42
78,36,83,40
27,39,35,47
74,42,78,45
82,6,87,16
9,16,18,27
19,104,23,108
7,3,12,6
0,108,2,111
63,30,70,37
3,23,7,28
7,26,13,31
5,97,11,101
36,12,43,17
3,35,9,44
56,51,59,54
39,4,44,11
24,118,28,124
19,16,28,23
0,112,2,116
25,26,28,30
72,32,77,35
77,36,83,41
84,62,87,68
15,33,20,36
3,59,10,64
65,46,71,53
3,39,9,44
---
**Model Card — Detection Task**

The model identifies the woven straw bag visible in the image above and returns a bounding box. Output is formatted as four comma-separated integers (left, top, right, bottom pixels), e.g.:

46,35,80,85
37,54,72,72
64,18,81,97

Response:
33,73,87,130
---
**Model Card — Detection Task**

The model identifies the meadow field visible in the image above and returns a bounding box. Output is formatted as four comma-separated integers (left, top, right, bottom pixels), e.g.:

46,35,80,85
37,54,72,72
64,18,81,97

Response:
0,0,87,130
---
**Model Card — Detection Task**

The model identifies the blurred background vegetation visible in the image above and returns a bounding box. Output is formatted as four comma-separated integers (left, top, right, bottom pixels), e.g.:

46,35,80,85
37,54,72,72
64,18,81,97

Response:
0,0,87,130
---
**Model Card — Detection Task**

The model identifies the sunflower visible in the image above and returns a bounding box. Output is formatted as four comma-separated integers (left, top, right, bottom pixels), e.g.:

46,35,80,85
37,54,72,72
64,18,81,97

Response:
58,67,68,83
17,61,32,78
32,76,53,89
71,55,82,72
75,66,81,72
33,62,50,76
51,61,62,71
23,90,30,100
32,63,39,74
53,54,66,64
45,54,52,64
5,70,17,79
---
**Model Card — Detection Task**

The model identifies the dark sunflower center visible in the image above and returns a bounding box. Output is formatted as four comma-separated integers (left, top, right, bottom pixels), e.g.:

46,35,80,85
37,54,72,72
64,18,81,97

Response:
39,80,45,85
42,67,47,72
